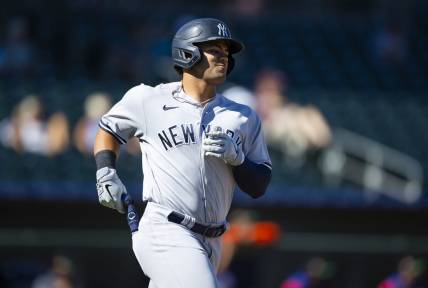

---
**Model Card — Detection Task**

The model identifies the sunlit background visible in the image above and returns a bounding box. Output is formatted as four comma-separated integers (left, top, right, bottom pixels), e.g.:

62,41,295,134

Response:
0,0,427,287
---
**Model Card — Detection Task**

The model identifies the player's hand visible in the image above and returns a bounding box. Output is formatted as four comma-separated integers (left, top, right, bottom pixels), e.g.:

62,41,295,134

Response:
202,131,244,166
96,167,127,214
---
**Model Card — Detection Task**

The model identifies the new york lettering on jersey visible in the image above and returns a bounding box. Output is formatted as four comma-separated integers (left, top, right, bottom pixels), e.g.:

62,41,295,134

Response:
157,124,242,151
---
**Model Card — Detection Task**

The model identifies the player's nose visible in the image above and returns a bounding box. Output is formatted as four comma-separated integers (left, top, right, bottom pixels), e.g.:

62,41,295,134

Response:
216,52,228,64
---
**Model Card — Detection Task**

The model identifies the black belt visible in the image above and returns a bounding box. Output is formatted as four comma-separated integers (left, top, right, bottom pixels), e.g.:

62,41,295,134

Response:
167,211,227,238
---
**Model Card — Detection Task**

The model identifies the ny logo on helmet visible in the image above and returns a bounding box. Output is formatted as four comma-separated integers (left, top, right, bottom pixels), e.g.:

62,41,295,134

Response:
217,23,229,37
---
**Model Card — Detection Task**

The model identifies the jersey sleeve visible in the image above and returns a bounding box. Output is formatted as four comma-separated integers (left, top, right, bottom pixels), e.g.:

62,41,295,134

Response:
99,85,146,144
242,111,272,170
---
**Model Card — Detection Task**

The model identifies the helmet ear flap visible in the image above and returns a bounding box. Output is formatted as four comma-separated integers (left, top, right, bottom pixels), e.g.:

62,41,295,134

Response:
175,46,236,75
227,55,235,75
172,45,202,70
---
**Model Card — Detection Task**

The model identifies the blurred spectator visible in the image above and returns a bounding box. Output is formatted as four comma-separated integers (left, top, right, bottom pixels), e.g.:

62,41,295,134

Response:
31,255,77,288
218,209,280,288
222,84,257,109
73,92,140,156
254,68,332,169
0,16,38,77
280,257,336,288
0,95,69,155
73,92,112,155
377,256,426,288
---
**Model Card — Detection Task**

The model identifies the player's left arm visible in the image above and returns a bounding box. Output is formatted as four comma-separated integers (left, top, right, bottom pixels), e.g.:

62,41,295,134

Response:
232,158,271,198
94,85,146,213
232,110,272,198
202,111,272,198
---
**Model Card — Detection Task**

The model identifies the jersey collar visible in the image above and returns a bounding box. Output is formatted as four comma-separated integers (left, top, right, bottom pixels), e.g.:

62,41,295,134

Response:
172,82,221,109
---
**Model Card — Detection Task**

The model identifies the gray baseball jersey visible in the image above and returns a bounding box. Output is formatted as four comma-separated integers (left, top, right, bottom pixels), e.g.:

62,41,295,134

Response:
100,81,271,225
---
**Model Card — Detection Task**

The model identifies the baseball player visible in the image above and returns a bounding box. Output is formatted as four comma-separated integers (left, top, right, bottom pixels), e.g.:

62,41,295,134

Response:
94,18,272,288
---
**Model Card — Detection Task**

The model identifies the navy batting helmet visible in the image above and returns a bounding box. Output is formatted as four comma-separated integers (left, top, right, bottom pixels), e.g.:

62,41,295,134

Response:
172,18,244,74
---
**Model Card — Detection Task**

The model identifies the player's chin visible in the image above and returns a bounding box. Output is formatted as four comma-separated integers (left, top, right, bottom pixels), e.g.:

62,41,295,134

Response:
209,74,227,85
211,69,227,83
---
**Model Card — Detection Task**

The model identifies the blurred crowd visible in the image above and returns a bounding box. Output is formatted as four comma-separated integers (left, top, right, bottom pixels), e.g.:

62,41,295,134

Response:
0,5,426,200
0,66,332,189
1,65,423,202
0,0,333,175
0,91,140,157
0,2,427,288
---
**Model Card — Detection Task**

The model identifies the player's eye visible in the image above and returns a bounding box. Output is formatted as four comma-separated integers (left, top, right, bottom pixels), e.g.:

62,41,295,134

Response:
207,47,227,58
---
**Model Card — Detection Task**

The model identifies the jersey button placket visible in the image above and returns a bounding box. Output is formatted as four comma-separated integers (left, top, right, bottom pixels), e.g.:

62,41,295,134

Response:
199,105,208,223
200,104,216,223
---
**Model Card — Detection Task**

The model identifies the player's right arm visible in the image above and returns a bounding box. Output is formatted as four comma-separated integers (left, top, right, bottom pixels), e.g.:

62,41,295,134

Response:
93,85,147,213
94,129,128,213
94,129,120,157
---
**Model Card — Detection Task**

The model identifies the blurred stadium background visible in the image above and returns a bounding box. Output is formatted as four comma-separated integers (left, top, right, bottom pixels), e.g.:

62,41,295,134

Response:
1,0,428,287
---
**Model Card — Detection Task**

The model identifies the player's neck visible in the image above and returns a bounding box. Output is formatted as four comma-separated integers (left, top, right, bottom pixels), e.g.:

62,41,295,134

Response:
182,76,216,105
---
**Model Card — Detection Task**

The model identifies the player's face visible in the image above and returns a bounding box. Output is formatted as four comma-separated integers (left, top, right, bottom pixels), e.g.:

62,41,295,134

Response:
194,41,229,84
